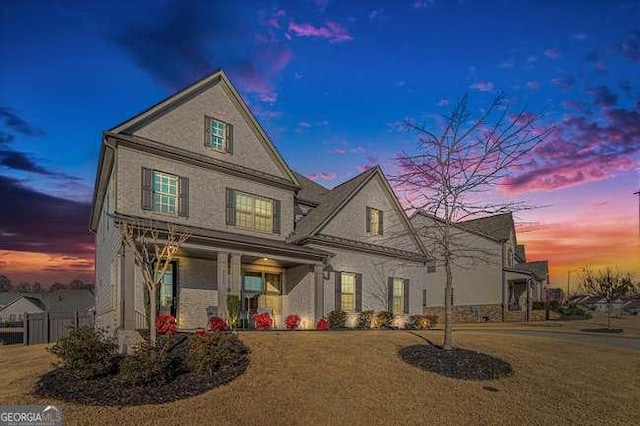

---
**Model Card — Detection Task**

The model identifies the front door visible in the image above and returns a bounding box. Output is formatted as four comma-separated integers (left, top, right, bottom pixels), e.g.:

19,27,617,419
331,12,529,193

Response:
157,262,177,317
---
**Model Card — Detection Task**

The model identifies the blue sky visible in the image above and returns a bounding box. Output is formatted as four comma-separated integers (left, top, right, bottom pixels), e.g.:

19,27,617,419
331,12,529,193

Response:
1,0,639,284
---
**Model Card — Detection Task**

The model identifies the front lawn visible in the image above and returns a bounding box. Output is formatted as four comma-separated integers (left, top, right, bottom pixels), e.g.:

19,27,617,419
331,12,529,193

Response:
1,330,638,425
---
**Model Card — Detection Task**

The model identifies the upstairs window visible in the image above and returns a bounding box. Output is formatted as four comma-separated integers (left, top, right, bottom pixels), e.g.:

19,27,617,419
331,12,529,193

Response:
153,171,178,214
205,116,234,153
366,207,383,236
225,188,281,233
141,168,189,217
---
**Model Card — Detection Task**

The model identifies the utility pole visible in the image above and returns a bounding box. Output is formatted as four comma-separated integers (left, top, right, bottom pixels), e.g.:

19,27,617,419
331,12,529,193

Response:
634,190,639,240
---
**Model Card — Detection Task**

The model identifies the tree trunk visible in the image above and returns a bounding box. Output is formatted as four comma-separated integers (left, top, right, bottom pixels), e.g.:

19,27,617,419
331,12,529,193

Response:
443,257,453,350
607,303,612,330
149,285,157,346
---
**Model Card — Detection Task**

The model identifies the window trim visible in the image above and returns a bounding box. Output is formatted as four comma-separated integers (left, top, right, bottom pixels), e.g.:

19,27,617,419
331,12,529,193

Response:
366,207,383,236
232,189,276,233
152,170,179,216
340,272,357,312
204,115,233,154
392,277,404,314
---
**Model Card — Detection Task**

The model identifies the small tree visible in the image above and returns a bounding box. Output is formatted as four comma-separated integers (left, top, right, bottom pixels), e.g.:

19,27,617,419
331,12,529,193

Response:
120,220,190,345
579,267,636,329
394,93,550,350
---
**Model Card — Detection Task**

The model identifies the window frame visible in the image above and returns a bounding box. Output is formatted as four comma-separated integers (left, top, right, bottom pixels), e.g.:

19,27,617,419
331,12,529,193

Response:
392,277,405,314
340,272,357,312
204,116,228,151
234,190,274,233
366,207,383,236
152,170,179,216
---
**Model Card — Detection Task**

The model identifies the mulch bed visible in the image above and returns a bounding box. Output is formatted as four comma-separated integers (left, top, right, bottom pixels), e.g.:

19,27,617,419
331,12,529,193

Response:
399,344,513,381
33,332,250,406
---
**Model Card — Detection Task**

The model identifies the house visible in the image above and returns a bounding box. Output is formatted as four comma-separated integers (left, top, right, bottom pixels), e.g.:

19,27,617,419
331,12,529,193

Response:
0,290,94,322
89,69,429,333
410,211,549,322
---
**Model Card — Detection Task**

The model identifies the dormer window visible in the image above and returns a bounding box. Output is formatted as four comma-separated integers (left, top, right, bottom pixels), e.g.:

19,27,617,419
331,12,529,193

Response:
366,207,383,236
205,116,234,153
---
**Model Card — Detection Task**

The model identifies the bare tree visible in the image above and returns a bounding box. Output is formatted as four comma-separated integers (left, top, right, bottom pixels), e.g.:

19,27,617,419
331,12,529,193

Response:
579,267,636,329
120,220,190,345
394,93,550,350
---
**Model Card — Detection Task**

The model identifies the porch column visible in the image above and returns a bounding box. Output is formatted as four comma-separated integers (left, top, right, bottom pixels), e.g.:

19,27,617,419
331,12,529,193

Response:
230,253,242,295
217,252,229,318
122,245,136,330
313,265,324,324
526,279,532,322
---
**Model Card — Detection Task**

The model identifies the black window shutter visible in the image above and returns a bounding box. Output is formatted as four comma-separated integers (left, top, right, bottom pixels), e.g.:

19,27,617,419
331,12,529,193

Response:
404,279,410,314
334,272,341,311
379,210,384,236
226,123,234,154
272,199,281,234
204,116,211,146
365,207,371,233
178,177,189,217
422,289,427,307
141,167,153,210
387,277,394,311
355,274,362,312
225,188,236,225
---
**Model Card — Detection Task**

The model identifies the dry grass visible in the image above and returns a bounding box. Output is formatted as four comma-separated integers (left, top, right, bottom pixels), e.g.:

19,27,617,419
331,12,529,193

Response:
1,330,639,426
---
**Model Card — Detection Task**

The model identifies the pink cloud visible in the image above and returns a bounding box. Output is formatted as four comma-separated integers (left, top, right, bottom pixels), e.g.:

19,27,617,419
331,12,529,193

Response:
544,47,562,58
234,45,293,104
350,146,365,154
525,81,540,90
550,75,575,92
330,148,346,154
307,173,319,181
288,21,353,43
469,81,495,92
320,172,337,180
356,165,373,173
298,121,311,128
503,105,640,193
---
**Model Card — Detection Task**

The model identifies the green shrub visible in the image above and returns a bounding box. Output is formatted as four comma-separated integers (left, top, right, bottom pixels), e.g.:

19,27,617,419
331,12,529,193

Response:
374,311,395,328
327,310,347,329
118,339,182,387
557,306,592,318
226,294,240,329
407,314,438,329
356,310,375,329
186,331,250,375
48,326,120,379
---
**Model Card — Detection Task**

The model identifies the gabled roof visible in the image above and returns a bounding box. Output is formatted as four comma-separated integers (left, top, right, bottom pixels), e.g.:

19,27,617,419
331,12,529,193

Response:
515,244,526,262
291,167,378,242
90,68,300,232
292,171,329,206
513,260,548,281
0,290,94,313
0,294,45,313
290,166,427,258
0,293,21,308
459,213,515,242
410,210,501,243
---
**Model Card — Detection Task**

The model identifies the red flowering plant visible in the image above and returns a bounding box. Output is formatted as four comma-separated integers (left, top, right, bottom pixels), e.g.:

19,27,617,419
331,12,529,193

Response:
156,314,177,335
316,318,329,331
253,312,273,330
195,329,207,337
208,316,228,332
285,314,301,330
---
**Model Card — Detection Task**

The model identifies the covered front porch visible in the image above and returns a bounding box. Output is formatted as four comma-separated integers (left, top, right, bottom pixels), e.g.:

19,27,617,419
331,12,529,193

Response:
503,268,541,322
119,223,328,331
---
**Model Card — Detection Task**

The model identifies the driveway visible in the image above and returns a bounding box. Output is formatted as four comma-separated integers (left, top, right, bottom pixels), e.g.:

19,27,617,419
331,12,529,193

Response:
463,328,640,350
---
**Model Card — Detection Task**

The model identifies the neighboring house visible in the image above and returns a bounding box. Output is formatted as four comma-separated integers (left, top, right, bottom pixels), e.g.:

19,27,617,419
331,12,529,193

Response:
0,290,94,322
0,295,44,322
89,69,428,333
410,211,549,322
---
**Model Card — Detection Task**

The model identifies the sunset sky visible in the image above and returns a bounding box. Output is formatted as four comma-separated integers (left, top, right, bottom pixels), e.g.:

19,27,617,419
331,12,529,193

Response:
1,0,638,288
